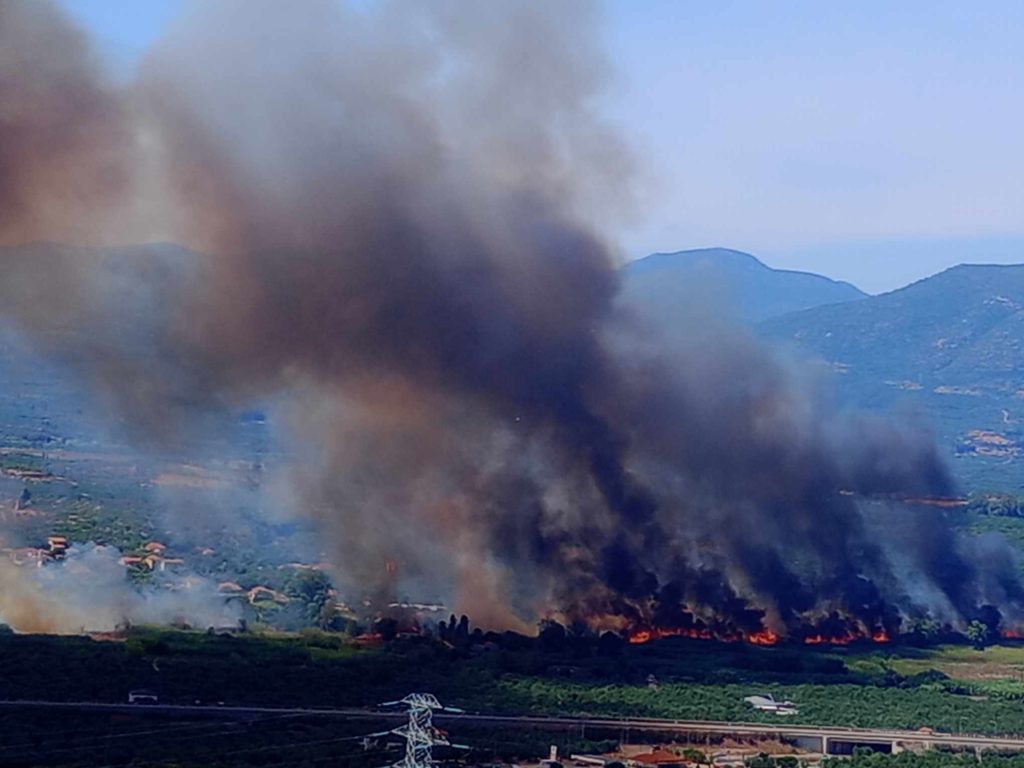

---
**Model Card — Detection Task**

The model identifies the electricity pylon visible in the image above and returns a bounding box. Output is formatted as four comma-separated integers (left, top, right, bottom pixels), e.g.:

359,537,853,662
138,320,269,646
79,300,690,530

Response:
383,693,465,768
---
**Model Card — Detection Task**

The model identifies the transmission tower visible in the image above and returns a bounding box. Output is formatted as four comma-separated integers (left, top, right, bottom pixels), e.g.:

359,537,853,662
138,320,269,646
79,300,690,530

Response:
387,693,454,768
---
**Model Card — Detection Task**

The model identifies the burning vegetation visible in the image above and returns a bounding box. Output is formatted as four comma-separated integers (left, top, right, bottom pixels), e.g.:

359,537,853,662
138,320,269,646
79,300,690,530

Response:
0,0,1022,641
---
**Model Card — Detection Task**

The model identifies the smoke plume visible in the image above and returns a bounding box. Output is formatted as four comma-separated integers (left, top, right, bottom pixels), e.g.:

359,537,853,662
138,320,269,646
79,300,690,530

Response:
0,0,1019,639
0,1,130,244
0,544,239,634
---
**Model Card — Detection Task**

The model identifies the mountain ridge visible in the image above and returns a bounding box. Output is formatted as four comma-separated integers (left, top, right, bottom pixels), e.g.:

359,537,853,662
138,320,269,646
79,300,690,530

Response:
759,261,1024,490
628,246,866,294
621,247,868,325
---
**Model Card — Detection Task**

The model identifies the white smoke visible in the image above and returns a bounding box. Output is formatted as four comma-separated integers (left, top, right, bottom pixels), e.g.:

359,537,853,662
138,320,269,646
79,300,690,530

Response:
0,543,240,634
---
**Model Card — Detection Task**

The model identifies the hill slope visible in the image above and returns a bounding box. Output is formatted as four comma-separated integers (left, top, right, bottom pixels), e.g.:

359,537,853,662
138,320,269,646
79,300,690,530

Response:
760,264,1024,490
761,264,1024,386
621,247,866,324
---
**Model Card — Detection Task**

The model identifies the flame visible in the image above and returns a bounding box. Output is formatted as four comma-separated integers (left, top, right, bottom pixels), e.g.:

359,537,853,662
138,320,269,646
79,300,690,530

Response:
1002,629,1023,640
804,629,890,646
628,626,780,646
622,626,712,647
353,632,384,646
746,629,780,646
627,625,892,646
628,626,717,644
628,629,652,645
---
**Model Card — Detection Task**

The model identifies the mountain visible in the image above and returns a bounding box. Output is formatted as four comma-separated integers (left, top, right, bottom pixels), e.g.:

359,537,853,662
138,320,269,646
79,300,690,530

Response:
760,264,1024,490
621,248,866,325
761,264,1024,389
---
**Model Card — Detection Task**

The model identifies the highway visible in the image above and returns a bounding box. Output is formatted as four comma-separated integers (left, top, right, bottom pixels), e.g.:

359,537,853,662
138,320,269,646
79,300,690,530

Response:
1,700,1024,753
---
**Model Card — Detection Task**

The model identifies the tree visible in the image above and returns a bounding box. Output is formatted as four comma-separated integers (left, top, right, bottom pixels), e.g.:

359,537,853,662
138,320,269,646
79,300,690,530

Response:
285,570,333,625
538,620,567,654
375,617,399,641
966,620,990,650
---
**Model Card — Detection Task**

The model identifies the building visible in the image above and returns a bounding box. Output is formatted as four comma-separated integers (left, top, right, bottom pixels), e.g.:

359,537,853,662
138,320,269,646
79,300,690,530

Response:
629,750,687,768
46,536,68,558
744,694,799,715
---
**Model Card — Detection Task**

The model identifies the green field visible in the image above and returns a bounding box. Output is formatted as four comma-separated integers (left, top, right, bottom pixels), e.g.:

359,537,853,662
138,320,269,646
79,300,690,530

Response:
6,630,1024,728
8,629,1024,765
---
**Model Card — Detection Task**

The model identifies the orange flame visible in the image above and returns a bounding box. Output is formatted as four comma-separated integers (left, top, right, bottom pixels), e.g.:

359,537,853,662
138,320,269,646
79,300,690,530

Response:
628,627,716,644
628,627,780,646
804,629,890,646
746,629,780,646
628,626,891,646
628,629,652,644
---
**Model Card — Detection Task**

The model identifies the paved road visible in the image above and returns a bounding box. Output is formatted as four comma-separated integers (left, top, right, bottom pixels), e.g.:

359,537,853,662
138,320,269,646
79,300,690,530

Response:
0,700,1022,752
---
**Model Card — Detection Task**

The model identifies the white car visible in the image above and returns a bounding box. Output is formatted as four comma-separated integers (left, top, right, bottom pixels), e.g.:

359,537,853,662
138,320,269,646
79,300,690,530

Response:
128,689,159,705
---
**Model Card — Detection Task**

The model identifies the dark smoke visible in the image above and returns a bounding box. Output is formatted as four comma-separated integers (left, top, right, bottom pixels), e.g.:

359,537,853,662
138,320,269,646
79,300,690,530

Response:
0,0,1019,637
0,1,130,245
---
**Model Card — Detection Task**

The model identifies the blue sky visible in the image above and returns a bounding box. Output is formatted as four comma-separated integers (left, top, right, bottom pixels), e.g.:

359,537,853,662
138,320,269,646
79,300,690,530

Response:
57,0,1024,293
57,0,180,69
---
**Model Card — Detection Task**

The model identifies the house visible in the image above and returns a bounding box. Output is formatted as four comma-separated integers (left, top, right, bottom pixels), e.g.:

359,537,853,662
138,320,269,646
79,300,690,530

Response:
217,581,245,595
10,547,49,567
246,586,289,605
163,577,205,591
119,553,183,572
46,536,68,557
629,750,687,768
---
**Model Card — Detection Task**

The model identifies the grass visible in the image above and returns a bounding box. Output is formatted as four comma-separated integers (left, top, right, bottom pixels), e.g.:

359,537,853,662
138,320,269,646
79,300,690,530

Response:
7,629,1024,734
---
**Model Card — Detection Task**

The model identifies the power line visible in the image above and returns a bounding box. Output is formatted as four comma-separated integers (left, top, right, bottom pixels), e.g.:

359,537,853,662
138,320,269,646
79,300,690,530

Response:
194,729,391,762
0,712,302,762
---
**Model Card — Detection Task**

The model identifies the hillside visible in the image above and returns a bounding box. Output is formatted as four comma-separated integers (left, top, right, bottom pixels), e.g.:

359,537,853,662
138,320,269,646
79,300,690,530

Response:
761,264,1024,384
761,264,1024,490
621,247,866,324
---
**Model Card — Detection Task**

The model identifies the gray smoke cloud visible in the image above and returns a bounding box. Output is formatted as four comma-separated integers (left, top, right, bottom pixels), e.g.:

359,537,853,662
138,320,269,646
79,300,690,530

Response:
0,0,1019,639
0,0,130,244
0,544,239,634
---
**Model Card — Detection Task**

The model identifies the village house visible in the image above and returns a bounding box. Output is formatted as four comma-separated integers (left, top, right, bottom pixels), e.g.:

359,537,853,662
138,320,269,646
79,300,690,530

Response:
46,536,68,557
217,581,245,596
9,547,50,567
246,585,289,605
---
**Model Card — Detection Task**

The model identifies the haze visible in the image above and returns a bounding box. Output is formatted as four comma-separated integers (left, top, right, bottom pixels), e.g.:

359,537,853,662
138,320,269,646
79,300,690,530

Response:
56,0,1024,294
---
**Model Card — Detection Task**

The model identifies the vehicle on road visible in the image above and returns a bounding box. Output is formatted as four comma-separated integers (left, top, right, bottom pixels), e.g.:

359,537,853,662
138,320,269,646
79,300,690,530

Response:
128,689,159,705
743,694,798,715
